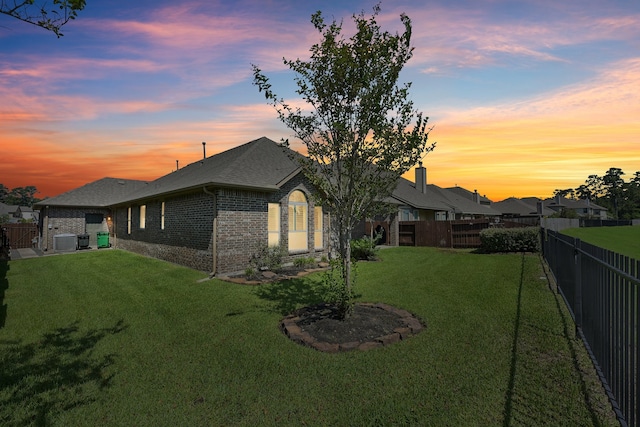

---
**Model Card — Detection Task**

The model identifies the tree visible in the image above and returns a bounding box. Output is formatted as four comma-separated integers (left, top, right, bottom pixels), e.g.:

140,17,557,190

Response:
4,186,39,206
0,0,85,37
253,4,434,317
0,184,8,203
602,168,625,219
552,188,575,200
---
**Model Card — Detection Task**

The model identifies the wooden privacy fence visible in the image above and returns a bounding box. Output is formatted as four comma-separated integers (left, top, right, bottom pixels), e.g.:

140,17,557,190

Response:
394,219,529,248
0,224,38,249
542,229,639,427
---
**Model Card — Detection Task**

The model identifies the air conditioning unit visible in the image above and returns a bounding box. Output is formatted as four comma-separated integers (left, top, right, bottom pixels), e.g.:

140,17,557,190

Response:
53,233,77,252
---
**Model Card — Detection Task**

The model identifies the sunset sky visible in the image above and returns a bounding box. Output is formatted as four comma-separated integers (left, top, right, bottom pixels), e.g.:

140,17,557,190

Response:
1,0,639,201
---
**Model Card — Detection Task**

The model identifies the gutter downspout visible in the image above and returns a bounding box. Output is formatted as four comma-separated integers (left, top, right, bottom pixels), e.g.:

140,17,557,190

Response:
203,186,217,276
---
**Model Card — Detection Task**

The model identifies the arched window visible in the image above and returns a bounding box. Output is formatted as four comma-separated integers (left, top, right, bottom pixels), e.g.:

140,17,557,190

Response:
288,190,308,252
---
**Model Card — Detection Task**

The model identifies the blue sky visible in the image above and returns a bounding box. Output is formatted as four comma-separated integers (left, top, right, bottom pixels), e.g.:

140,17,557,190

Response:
1,0,639,200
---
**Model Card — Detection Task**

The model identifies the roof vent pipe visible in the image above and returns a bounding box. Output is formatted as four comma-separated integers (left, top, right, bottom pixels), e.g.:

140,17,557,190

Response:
202,141,206,159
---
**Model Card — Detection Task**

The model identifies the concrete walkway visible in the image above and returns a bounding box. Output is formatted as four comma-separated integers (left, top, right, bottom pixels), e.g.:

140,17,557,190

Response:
8,247,103,260
8,248,46,259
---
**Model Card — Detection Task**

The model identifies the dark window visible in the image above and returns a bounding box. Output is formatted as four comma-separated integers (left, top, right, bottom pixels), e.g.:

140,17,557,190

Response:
85,213,104,224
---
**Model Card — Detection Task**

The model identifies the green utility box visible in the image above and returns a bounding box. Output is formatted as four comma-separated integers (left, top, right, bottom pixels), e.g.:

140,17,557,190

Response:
97,232,110,249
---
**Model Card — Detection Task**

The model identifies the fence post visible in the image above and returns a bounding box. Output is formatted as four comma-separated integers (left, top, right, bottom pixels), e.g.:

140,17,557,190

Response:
574,238,583,336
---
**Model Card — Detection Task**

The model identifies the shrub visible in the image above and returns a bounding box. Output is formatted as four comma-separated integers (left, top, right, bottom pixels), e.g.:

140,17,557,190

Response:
350,237,379,261
249,243,287,271
479,227,540,253
244,267,257,279
293,257,316,269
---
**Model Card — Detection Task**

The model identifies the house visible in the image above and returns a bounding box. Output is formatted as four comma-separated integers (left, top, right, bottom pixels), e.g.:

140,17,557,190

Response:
492,197,553,224
394,163,501,220
445,186,493,206
0,202,39,224
34,138,330,275
492,195,608,223
362,162,501,245
109,137,330,275
34,178,149,250
544,196,608,219
14,206,38,223
0,202,15,223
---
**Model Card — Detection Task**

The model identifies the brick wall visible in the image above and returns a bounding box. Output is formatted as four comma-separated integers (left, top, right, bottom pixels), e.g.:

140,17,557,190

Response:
215,188,269,274
40,207,111,251
114,192,215,272
113,175,330,275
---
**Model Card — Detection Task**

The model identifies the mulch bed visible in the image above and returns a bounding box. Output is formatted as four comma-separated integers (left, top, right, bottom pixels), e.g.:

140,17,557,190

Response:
281,302,425,353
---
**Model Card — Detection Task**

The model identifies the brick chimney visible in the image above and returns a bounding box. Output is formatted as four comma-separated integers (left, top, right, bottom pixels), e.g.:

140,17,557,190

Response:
415,162,427,193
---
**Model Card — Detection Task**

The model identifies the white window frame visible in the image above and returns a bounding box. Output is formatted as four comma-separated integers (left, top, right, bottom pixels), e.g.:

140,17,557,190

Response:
314,206,323,250
288,190,308,252
268,203,280,247
127,207,132,234
139,205,146,229
161,202,165,230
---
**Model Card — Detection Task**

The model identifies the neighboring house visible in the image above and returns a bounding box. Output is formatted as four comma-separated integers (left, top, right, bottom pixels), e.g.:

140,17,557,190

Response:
544,196,608,219
393,163,501,220
0,203,38,224
109,137,330,275
362,163,501,245
445,186,493,206
33,178,149,250
492,196,608,222
492,197,554,223
15,206,38,223
0,202,16,223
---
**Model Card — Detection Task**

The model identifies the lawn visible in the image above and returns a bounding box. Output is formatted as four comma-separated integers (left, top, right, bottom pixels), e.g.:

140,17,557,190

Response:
0,248,617,426
561,225,640,259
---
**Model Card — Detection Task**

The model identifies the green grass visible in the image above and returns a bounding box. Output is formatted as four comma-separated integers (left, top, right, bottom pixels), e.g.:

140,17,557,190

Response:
561,225,640,259
0,248,617,426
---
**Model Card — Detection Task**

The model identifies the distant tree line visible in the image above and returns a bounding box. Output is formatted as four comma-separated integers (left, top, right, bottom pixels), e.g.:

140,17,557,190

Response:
554,167,640,220
0,184,41,207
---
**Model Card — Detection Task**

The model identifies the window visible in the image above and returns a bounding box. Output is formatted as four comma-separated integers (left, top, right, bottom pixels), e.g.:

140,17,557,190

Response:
268,203,280,247
400,207,419,221
314,206,323,249
139,205,146,229
127,207,132,234
161,202,165,230
288,190,308,252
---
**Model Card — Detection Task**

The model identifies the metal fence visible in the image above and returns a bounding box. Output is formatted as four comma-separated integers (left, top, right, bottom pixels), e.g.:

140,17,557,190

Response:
542,229,639,426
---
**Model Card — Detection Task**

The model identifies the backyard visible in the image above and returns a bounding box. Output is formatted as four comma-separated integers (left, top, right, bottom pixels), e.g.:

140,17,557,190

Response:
0,248,617,426
561,225,640,259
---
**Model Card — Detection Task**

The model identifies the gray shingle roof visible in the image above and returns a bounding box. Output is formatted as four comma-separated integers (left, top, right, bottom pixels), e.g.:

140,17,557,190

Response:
116,137,302,204
391,178,452,211
33,178,149,208
391,178,501,216
428,185,501,216
492,197,553,216
445,186,492,204
543,196,607,211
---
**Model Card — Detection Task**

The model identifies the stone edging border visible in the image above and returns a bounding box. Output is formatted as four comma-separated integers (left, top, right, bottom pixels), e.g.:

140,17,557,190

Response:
280,302,425,353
